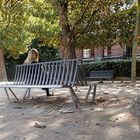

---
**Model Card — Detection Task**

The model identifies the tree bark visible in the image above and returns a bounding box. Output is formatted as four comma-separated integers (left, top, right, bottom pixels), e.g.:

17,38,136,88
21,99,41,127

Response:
0,48,7,81
131,0,140,83
58,1,76,59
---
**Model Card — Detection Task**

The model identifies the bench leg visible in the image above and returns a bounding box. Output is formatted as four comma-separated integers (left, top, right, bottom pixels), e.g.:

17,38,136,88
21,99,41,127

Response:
85,84,97,103
27,88,31,98
69,87,80,108
92,84,97,102
4,88,11,101
85,85,92,104
8,88,19,101
23,88,31,99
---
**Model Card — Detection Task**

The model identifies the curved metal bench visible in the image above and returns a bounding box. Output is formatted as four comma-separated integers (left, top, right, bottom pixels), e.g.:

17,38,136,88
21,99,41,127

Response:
0,59,97,108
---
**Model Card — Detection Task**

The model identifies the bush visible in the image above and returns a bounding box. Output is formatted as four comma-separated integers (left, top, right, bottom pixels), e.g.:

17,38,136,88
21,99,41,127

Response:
83,60,140,78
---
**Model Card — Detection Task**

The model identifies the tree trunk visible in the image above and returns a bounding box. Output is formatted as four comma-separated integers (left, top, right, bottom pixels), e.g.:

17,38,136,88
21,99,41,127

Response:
58,1,76,59
0,48,7,81
131,0,140,83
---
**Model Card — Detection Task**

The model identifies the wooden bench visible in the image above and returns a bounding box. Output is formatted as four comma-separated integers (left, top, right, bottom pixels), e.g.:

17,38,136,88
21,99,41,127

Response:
0,59,97,108
83,70,114,102
86,70,114,81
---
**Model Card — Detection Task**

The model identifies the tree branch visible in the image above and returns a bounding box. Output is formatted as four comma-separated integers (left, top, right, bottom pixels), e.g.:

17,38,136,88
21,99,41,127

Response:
71,2,91,32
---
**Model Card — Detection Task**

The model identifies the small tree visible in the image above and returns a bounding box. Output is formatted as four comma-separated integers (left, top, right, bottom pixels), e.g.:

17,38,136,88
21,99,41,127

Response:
131,0,140,82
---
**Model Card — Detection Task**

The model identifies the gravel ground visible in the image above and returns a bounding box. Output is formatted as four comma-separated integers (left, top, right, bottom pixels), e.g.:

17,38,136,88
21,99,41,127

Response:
0,81,140,140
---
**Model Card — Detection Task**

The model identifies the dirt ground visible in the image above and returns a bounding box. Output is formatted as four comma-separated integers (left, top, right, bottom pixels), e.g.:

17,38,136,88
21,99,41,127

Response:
0,81,140,140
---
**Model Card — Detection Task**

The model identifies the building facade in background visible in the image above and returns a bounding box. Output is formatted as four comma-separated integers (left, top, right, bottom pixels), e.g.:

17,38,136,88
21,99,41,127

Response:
75,44,140,60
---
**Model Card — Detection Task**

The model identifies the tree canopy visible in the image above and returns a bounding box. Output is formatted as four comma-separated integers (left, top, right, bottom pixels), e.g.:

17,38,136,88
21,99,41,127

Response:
0,0,137,57
0,0,30,57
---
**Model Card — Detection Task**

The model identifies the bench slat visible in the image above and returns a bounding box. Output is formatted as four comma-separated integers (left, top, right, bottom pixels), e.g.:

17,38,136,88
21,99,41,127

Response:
52,62,58,85
41,64,47,85
60,61,66,85
11,59,88,87
23,65,28,85
68,60,74,86
29,65,34,85
49,63,55,85
56,63,62,85
87,70,114,80
15,66,20,84
45,63,51,85
0,84,63,88
72,60,79,87
64,61,70,86
32,64,37,85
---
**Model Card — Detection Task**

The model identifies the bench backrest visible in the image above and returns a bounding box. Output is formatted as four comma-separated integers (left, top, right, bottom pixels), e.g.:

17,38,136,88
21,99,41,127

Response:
75,60,88,86
89,70,114,79
14,59,79,87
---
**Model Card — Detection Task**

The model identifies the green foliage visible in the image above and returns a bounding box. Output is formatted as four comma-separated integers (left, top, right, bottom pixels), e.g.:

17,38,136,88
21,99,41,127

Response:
0,0,31,57
0,0,60,58
26,0,60,47
29,38,60,61
0,0,137,57
5,38,61,80
76,1,137,49
83,60,140,77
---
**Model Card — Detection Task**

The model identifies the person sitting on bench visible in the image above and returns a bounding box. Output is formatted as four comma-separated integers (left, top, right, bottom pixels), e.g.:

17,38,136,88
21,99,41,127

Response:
24,48,52,96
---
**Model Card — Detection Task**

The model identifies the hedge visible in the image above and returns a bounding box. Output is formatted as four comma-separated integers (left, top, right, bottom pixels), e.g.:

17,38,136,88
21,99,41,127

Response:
83,60,140,78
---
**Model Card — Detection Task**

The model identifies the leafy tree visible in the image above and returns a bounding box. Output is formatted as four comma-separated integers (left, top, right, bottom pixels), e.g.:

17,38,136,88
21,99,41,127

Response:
26,0,60,47
0,0,30,81
132,0,140,82
0,0,137,81
50,0,109,58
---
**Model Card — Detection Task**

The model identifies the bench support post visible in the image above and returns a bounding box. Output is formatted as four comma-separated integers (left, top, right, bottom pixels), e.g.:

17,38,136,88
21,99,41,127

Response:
8,88,19,101
4,88,11,101
92,84,97,102
23,88,31,99
69,87,80,108
85,84,97,103
4,88,19,101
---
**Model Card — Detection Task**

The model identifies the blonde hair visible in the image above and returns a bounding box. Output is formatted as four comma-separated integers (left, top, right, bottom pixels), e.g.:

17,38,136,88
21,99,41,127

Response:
24,48,39,64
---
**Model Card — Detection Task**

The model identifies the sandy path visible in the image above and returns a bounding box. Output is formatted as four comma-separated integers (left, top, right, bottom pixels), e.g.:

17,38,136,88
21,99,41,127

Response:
0,82,140,140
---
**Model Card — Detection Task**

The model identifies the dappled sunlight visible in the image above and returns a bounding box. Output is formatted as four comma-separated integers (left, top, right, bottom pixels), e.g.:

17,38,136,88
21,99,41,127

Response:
27,120,45,128
106,127,123,138
47,119,65,130
23,133,40,140
110,112,130,123
0,123,7,129
0,132,10,140
0,82,140,139
0,115,5,119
